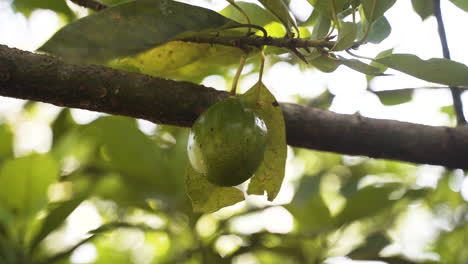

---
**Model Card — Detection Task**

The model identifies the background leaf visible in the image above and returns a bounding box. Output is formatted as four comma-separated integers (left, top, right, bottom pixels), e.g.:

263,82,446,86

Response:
221,1,279,26
376,53,468,87
0,154,59,221
242,82,287,201
348,232,390,260
411,0,434,20
361,0,396,22
85,117,166,193
30,195,86,249
258,0,298,34
373,89,414,105
449,0,468,12
307,0,349,19
335,183,401,226
39,0,239,62
0,124,13,162
435,219,468,264
286,174,332,233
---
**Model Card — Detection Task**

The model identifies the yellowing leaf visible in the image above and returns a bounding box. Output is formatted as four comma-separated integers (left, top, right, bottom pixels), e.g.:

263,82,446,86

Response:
186,165,244,213
241,82,287,201
111,41,243,82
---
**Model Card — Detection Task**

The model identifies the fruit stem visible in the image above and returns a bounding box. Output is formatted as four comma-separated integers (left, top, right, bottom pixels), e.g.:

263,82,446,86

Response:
255,50,266,104
258,50,265,83
230,53,247,95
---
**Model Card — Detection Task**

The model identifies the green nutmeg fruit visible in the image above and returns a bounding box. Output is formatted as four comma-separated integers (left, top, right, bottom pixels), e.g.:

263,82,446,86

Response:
187,97,268,187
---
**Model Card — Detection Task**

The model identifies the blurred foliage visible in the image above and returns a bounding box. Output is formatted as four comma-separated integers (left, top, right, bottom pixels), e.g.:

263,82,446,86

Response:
2,0,468,263
2,108,465,263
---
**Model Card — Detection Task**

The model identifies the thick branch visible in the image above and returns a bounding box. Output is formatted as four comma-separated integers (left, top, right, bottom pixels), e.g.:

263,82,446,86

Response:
1,44,468,169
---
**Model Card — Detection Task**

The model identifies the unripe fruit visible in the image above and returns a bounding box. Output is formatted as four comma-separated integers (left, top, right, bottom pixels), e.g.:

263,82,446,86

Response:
187,97,267,186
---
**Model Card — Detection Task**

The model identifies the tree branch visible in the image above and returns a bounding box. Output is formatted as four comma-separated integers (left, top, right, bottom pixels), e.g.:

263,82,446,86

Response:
434,0,466,125
69,0,108,11
1,44,467,169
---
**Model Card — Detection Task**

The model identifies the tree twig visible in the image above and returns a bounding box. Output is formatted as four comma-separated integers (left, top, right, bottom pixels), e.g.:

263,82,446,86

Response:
69,0,108,11
179,35,335,51
433,0,466,125
1,45,468,169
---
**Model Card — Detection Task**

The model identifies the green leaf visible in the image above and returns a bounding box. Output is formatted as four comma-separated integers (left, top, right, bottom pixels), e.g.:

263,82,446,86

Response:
339,58,384,75
110,41,243,82
39,0,239,63
449,0,468,12
367,16,391,44
186,165,244,213
349,233,390,260
374,89,414,105
435,217,468,264
333,22,358,51
361,0,396,22
427,172,465,208
307,0,349,19
440,105,456,120
0,124,13,162
90,221,163,233
12,0,75,21
367,48,393,82
309,54,341,72
241,82,287,201
51,109,78,144
411,0,434,20
0,154,60,220
221,2,278,26
310,10,331,39
335,183,401,225
258,0,299,35
376,53,468,87
30,195,87,249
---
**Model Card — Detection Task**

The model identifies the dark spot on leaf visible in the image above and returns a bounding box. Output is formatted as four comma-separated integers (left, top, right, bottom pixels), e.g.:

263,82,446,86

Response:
210,128,214,132
272,100,279,107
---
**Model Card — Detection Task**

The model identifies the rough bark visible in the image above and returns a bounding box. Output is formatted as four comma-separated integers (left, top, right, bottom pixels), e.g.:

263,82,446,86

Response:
1,44,467,169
